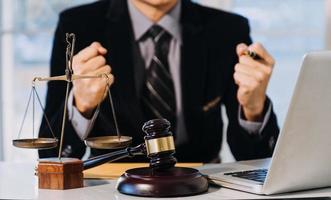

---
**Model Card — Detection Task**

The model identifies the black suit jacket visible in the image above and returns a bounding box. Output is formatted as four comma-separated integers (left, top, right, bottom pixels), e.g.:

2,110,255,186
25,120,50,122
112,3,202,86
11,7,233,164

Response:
39,0,279,162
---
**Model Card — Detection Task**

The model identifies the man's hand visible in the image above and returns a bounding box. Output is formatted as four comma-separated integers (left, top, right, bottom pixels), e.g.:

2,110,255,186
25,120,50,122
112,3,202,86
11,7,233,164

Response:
72,42,113,118
234,43,275,121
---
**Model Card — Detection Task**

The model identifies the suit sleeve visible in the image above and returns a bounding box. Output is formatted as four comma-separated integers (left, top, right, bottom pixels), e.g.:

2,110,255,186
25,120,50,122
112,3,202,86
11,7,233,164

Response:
38,15,86,158
223,18,280,161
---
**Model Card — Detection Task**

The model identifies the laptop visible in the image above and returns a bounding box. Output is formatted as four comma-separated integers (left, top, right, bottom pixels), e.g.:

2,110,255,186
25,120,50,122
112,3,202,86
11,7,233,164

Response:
206,51,331,195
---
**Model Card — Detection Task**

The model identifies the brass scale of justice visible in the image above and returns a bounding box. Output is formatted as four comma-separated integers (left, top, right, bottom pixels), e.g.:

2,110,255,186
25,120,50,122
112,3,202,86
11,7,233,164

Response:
12,33,208,197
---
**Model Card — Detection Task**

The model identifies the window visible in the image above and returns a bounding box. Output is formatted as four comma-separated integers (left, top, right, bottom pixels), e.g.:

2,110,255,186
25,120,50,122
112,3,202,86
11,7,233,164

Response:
1,0,94,162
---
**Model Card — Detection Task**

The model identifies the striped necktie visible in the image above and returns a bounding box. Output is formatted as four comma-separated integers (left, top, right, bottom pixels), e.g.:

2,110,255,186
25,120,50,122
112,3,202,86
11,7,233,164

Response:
141,25,177,132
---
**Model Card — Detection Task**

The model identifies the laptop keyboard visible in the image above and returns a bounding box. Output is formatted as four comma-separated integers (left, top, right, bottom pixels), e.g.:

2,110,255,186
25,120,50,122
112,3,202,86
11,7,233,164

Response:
224,169,268,183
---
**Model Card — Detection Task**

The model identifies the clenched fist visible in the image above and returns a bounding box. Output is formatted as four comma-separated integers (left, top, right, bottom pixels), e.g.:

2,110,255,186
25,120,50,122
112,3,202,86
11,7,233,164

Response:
72,42,113,118
234,43,275,121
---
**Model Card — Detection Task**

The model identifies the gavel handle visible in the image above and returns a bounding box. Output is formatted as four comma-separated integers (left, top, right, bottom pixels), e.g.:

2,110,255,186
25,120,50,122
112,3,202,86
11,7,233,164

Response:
83,144,146,170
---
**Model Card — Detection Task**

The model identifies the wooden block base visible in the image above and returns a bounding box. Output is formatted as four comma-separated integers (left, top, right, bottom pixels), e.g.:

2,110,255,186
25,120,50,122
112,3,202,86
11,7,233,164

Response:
37,158,83,190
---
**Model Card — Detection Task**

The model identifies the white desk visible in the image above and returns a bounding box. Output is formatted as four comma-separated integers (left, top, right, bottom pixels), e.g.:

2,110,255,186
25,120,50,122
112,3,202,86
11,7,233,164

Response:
1,160,331,200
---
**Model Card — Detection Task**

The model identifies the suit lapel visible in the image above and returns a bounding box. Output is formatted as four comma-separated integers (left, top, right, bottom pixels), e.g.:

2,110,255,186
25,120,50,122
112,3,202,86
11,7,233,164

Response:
103,0,144,136
180,0,207,141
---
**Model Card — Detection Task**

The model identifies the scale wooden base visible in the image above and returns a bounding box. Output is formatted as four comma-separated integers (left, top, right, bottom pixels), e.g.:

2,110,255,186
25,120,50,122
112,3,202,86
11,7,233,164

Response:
36,158,83,190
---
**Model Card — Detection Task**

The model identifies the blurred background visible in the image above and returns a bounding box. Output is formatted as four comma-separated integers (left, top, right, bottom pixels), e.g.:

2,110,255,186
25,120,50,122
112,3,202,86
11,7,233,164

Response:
0,0,330,162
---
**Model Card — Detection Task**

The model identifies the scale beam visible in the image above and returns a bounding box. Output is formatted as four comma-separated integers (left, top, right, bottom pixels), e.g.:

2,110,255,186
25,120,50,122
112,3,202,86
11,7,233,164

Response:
32,74,109,83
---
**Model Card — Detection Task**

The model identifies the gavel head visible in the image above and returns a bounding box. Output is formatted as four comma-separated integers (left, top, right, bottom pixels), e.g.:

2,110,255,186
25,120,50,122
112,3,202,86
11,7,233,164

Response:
142,119,177,170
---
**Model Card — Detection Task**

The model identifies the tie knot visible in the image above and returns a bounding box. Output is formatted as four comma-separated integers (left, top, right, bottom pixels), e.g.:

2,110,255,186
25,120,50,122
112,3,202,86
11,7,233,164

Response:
147,25,170,42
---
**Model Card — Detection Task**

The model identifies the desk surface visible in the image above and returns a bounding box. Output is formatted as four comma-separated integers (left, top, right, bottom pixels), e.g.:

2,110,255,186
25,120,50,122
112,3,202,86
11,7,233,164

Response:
1,159,331,200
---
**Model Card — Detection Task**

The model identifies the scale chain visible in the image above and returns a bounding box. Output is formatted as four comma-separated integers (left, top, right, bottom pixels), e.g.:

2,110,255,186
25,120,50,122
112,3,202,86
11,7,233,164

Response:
108,86,121,140
17,88,34,139
32,86,35,139
83,77,121,141
33,87,56,139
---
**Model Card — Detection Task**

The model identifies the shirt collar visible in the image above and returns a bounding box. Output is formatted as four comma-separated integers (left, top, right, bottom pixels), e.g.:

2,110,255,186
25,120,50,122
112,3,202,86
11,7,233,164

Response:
127,0,182,44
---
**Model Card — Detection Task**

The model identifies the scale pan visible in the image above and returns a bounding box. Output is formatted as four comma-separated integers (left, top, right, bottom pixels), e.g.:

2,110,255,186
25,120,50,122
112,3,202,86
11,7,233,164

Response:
85,136,132,149
13,138,58,149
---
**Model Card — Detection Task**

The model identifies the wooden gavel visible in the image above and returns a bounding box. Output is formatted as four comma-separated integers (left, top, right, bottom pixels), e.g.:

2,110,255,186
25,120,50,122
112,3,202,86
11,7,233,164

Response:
83,118,177,170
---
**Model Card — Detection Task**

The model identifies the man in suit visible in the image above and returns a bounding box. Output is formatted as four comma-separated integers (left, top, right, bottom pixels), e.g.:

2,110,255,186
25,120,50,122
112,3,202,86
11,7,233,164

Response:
39,0,279,162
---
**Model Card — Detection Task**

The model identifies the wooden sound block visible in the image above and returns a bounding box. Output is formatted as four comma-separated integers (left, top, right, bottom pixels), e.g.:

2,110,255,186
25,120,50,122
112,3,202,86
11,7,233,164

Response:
37,158,83,190
116,167,209,197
